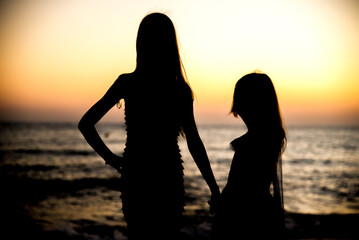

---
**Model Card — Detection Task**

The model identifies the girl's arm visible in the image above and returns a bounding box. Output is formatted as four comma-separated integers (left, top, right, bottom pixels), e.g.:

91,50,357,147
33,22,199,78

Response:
78,76,124,172
182,101,220,213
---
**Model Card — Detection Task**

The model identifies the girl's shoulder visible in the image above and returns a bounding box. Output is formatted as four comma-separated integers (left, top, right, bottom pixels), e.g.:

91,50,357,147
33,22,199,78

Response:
112,72,137,95
230,131,274,151
177,81,193,102
230,133,250,151
116,72,135,84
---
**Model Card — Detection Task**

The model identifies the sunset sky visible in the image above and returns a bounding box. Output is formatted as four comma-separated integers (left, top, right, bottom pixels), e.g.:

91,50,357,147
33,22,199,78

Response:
0,0,358,125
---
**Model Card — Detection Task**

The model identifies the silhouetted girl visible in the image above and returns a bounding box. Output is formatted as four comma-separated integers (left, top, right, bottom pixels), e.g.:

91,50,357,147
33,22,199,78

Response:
78,13,219,240
212,73,286,239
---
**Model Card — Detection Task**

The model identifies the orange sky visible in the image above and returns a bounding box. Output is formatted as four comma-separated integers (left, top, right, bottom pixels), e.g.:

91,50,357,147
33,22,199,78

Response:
0,0,358,125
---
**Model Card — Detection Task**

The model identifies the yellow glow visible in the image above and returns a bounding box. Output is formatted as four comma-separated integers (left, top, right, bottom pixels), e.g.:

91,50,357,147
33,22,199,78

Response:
0,0,358,124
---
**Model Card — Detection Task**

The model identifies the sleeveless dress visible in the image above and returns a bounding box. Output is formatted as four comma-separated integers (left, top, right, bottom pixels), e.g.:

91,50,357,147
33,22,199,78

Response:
212,133,285,240
118,73,192,239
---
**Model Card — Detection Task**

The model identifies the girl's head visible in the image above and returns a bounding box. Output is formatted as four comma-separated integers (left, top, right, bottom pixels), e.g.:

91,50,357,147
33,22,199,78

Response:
136,12,184,80
231,73,285,142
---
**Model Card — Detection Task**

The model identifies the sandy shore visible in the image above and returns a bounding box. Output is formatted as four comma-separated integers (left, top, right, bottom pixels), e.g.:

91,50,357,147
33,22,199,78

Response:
284,212,359,240
1,202,358,240
5,204,359,240
180,211,359,240
1,169,358,239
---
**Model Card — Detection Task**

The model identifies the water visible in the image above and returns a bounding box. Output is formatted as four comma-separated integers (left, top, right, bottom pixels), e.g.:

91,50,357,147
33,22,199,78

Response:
1,122,359,237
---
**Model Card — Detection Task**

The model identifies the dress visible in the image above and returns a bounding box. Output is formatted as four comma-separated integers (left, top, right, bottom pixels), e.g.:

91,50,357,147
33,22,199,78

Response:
212,132,285,240
118,73,192,239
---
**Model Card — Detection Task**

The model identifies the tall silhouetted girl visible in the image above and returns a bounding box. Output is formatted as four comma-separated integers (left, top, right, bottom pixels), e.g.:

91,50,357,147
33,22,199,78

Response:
78,13,219,240
212,72,286,239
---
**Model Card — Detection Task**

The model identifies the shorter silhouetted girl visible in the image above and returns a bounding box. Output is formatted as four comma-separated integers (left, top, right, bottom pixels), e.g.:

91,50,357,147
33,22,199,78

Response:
212,72,286,239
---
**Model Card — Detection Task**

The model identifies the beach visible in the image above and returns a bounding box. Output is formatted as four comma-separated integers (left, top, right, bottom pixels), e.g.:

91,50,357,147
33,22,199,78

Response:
0,122,358,239
1,181,358,240
1,191,358,240
1,159,358,240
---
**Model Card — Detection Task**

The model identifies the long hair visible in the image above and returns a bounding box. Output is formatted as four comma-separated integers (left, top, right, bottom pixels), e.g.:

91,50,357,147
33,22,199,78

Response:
135,13,189,87
134,13,193,136
230,72,286,154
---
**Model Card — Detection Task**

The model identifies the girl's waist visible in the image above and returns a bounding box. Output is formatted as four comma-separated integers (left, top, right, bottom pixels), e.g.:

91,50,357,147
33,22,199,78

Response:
222,185,272,199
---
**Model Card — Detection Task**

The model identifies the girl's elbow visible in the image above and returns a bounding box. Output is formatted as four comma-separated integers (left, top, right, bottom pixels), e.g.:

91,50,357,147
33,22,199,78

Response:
78,117,90,133
78,119,85,133
187,138,203,152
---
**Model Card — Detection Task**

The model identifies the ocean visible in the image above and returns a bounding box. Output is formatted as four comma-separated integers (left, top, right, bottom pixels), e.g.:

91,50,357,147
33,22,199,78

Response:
0,122,358,239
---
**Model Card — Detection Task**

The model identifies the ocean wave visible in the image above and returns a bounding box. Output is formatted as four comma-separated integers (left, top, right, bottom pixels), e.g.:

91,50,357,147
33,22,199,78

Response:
286,158,315,165
0,164,57,172
1,174,123,200
0,149,95,156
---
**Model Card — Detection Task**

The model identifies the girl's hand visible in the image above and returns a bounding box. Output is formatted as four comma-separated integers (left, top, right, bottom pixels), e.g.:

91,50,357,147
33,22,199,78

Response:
208,187,220,215
105,154,124,173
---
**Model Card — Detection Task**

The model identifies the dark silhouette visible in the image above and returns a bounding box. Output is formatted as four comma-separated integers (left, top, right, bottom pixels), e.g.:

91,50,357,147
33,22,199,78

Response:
78,12,220,240
212,73,286,239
